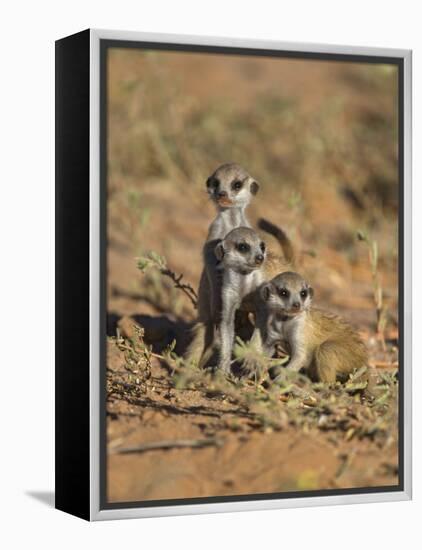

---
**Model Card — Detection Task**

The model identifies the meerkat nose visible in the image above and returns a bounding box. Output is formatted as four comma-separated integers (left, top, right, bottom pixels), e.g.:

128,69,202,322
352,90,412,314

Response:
292,301,300,309
217,190,228,198
255,254,264,265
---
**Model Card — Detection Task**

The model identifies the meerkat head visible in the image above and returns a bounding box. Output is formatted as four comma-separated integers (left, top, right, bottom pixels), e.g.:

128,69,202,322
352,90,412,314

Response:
260,271,313,317
214,227,266,275
206,163,259,209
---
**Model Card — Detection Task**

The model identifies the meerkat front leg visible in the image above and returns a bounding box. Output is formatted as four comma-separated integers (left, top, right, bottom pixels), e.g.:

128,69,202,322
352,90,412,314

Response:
270,340,308,384
217,293,237,373
249,323,277,358
273,315,309,380
286,351,308,373
284,334,309,373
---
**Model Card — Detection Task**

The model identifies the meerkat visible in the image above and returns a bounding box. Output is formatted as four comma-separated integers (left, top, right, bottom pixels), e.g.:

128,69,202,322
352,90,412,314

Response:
184,163,260,366
213,227,268,373
251,271,368,383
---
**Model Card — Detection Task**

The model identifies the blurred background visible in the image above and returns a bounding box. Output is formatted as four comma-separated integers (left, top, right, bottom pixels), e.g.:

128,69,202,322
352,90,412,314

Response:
107,47,399,354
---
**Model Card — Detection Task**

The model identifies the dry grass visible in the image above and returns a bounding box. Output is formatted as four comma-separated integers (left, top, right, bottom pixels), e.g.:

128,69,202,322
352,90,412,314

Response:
108,320,398,448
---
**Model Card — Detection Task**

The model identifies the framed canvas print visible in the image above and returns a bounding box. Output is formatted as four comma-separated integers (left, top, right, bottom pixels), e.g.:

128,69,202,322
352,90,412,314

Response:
55,29,412,521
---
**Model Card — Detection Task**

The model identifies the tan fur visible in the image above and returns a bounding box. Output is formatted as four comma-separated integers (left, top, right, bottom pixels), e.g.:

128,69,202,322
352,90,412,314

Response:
262,251,294,280
305,310,368,382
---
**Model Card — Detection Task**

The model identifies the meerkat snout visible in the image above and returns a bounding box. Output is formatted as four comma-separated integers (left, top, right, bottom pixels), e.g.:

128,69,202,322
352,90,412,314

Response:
215,227,267,275
254,253,265,265
206,163,259,208
260,271,313,317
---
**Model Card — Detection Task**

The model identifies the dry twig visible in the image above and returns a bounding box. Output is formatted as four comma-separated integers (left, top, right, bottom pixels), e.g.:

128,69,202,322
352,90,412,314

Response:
137,251,197,308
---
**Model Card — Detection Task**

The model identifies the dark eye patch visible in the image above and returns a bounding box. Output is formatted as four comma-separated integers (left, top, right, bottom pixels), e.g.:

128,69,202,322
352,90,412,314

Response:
207,177,219,189
236,242,250,253
278,287,290,298
231,180,243,191
260,242,266,253
300,289,308,299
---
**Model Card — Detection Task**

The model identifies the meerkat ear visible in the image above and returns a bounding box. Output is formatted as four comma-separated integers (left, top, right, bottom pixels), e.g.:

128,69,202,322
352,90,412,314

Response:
250,180,259,195
308,287,314,298
214,242,225,261
206,176,213,189
260,282,272,301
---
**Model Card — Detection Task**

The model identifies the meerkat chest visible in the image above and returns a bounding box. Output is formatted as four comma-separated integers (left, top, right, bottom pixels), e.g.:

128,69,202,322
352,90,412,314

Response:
266,315,287,344
208,209,250,241
244,270,264,297
267,314,305,347
224,270,262,308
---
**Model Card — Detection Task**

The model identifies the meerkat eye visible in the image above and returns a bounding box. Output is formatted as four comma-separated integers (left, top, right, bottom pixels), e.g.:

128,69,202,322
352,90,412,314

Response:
278,288,289,298
260,242,266,253
231,180,243,191
236,242,250,253
300,289,308,299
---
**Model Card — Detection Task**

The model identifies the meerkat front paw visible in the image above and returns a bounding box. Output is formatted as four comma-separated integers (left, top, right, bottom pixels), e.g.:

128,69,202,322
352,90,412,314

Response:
217,359,232,374
268,364,284,380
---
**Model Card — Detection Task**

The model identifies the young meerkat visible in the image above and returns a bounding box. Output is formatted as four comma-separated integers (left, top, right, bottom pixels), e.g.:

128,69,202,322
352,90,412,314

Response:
252,271,368,383
213,227,267,373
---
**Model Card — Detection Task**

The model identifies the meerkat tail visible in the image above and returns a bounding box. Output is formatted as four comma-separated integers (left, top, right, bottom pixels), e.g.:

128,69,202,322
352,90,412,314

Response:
257,218,295,264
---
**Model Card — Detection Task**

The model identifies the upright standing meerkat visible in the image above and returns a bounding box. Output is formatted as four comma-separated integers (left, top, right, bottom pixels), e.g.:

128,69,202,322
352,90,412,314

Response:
213,227,268,373
251,272,368,383
184,163,260,365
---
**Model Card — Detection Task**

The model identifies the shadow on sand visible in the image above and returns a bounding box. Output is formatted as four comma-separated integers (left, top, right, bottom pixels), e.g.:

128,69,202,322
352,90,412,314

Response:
107,311,191,355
